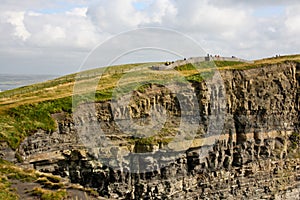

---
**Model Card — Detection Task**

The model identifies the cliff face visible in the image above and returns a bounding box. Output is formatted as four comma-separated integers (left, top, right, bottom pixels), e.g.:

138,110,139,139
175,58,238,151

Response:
18,61,300,199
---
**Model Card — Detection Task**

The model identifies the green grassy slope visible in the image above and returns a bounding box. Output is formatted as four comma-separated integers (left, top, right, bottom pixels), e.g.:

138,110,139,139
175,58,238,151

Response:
1,54,300,150
1,54,300,199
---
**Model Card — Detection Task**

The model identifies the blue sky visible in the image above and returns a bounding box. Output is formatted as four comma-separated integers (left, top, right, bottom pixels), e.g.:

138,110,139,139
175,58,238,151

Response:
36,1,150,14
253,5,285,17
133,1,149,10
31,1,87,14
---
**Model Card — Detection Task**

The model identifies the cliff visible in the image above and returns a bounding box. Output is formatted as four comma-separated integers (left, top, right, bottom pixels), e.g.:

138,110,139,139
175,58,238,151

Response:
13,59,300,199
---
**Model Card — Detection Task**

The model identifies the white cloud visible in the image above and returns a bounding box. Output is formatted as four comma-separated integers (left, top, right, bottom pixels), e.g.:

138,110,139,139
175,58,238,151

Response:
87,0,146,33
170,0,248,32
66,7,88,17
143,0,177,24
0,0,299,74
23,9,102,49
36,24,66,44
1,11,31,41
285,5,300,35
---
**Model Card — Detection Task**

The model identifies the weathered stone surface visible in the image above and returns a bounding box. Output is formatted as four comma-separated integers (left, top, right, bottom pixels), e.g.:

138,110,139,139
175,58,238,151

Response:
0,142,16,162
18,61,300,199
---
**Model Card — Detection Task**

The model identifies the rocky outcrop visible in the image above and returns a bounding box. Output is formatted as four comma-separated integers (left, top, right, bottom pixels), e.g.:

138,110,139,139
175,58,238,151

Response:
18,61,300,199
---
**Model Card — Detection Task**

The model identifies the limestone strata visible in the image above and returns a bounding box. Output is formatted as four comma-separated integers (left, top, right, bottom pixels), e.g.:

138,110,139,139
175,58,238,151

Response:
18,61,300,199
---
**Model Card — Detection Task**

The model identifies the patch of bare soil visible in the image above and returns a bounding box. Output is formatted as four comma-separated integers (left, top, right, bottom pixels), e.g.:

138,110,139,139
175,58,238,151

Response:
11,180,40,199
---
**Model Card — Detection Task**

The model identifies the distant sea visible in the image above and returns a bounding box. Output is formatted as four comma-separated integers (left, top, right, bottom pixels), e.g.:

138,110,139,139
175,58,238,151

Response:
0,74,58,92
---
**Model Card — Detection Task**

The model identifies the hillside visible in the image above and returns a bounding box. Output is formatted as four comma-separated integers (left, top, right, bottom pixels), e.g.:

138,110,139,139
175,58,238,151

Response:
0,54,300,199
1,54,300,149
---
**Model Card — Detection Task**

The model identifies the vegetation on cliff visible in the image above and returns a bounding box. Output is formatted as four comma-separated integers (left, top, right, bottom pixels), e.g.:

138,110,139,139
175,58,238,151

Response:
1,55,300,150
0,54,300,198
0,158,68,200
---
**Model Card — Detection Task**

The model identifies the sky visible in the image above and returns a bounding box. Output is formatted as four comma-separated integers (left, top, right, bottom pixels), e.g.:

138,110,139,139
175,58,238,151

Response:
1,0,300,75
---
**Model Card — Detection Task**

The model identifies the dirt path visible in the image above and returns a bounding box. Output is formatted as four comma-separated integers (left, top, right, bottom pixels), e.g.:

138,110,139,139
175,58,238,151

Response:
11,180,40,200
11,179,104,200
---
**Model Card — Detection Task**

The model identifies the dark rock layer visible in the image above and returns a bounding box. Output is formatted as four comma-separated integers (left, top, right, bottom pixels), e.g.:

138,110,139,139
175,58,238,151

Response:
19,61,300,199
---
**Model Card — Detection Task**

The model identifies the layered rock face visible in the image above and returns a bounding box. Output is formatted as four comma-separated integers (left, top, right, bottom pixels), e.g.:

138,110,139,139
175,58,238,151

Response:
19,61,300,199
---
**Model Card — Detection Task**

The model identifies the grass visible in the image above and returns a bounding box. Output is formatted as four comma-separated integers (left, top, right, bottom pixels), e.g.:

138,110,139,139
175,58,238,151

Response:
129,136,173,146
0,158,79,199
0,62,147,111
218,54,300,70
0,159,37,199
0,97,72,149
0,158,62,183
30,187,67,200
36,177,64,190
214,60,245,68
0,63,155,149
0,55,300,198
175,61,216,72
0,176,19,200
0,159,37,182
186,70,215,83
136,83,152,93
175,63,196,71
1,55,300,151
